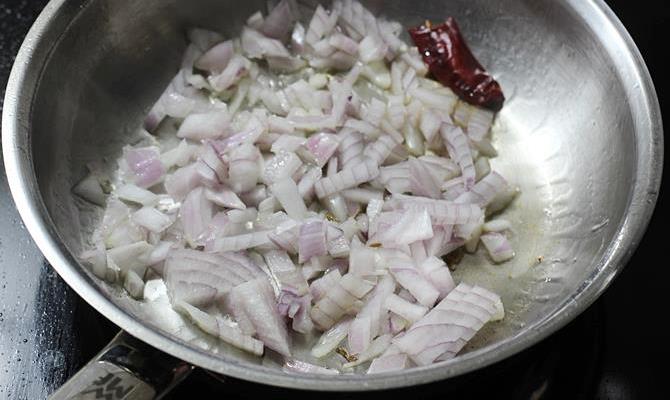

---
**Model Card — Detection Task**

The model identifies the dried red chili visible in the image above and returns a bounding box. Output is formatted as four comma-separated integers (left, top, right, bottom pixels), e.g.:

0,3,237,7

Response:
409,17,505,111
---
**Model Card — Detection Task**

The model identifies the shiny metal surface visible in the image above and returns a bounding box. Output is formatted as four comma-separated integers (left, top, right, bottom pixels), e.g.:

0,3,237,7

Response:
2,0,663,392
49,332,192,400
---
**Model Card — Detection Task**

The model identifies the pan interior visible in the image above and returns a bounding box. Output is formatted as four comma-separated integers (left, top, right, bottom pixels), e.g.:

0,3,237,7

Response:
25,0,640,387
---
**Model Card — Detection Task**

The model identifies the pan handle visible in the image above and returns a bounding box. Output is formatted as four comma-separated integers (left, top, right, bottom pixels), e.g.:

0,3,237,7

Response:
48,331,193,400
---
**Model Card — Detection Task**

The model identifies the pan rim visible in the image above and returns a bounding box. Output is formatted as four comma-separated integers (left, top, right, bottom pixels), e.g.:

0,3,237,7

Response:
2,0,663,391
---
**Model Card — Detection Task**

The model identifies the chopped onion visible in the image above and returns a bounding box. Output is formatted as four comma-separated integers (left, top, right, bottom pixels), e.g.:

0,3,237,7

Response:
314,160,380,199
455,171,509,208
283,359,339,375
261,0,298,41
123,146,165,188
480,232,515,263
298,219,327,263
132,207,173,233
367,353,409,374
87,0,517,372
72,173,106,206
195,40,234,73
311,317,351,358
385,294,428,324
177,110,231,140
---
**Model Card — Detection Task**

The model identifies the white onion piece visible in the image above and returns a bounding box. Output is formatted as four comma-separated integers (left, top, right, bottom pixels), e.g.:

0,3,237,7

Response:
440,123,476,189
262,250,308,296
290,294,315,333
327,234,350,258
297,167,322,201
398,46,425,73
419,108,442,143
343,334,392,368
314,160,379,199
348,315,372,354
487,184,519,215
263,151,303,184
123,270,145,299
228,143,261,193
480,232,515,263
291,22,306,53
180,187,213,245
303,132,341,168
116,184,158,206
271,136,305,154
442,179,467,202
211,230,272,252
208,55,251,92
385,294,428,324
408,158,441,199
388,256,439,308
230,277,291,356
268,219,300,254
364,134,400,167
260,0,297,41
195,40,234,73
466,107,495,142
311,273,374,330
205,187,245,210
387,194,483,226
247,11,264,29
474,157,491,182
338,130,365,169
175,301,264,355
329,33,359,55
378,162,411,194
177,110,231,140
305,4,339,45
377,208,433,246
353,274,395,341
418,256,455,300
410,240,428,265
80,242,107,279
310,39,335,58
340,188,383,204
378,19,406,55
270,178,307,220
298,219,327,263
187,28,224,52
164,164,202,201
483,219,512,233
410,87,457,113
311,317,351,358
107,241,153,278
386,95,405,130
367,353,409,374
241,27,292,60
287,114,336,132
283,359,340,375
362,97,387,127
455,171,509,208
161,140,196,170
72,173,106,206
132,207,172,234
309,51,357,71
123,147,165,189
310,268,342,302
359,35,388,64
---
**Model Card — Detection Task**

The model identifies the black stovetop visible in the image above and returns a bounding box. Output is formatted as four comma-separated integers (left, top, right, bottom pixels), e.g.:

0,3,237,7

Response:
0,1,667,399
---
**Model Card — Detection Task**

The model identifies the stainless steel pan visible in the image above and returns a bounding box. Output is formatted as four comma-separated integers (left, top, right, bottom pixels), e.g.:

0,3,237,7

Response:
2,0,663,397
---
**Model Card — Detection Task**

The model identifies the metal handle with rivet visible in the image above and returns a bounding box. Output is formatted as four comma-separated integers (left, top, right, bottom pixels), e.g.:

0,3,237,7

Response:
49,331,193,400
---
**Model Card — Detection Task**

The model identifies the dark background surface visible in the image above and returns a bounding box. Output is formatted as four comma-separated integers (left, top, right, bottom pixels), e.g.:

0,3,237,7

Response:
0,1,667,399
